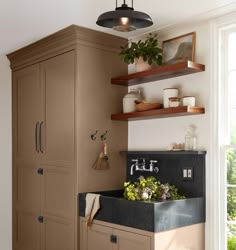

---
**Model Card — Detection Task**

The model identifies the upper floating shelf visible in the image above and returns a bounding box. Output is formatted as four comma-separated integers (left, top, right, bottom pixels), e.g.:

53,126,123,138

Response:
120,150,207,155
111,106,205,121
111,61,205,86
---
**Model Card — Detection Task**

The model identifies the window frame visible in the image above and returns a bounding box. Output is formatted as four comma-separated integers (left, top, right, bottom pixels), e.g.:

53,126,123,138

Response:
209,13,236,250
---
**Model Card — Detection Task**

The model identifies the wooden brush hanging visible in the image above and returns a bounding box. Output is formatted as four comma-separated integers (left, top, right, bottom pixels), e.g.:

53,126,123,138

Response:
93,142,109,170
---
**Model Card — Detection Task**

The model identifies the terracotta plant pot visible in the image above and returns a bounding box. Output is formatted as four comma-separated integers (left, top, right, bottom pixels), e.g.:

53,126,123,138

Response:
134,57,153,72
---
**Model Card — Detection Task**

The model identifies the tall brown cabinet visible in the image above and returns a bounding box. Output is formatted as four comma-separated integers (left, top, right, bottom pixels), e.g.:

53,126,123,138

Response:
7,25,128,250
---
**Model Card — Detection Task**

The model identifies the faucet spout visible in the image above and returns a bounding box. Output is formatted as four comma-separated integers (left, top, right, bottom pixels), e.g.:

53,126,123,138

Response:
130,159,139,175
130,159,158,175
130,164,135,175
130,159,147,175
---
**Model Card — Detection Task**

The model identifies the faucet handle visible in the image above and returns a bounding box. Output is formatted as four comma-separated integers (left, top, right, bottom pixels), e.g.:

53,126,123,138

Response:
153,167,159,173
150,160,158,165
132,158,146,163
140,158,146,164
149,160,158,173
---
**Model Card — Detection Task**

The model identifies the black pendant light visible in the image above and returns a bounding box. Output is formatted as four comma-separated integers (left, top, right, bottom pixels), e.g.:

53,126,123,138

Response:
96,0,153,32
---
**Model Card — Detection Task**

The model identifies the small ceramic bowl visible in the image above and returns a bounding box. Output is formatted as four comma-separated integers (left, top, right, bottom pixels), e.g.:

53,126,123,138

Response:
182,96,196,106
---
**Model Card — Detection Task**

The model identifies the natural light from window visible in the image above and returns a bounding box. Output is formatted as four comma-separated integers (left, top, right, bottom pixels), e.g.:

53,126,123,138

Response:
225,31,236,250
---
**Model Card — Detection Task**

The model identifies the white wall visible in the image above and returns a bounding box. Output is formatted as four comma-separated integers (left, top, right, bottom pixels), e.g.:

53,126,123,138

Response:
0,55,12,250
128,23,210,151
128,22,213,249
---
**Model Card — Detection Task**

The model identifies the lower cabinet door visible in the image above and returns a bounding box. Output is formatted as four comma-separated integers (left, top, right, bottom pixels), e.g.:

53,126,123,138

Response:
80,220,151,250
14,211,41,250
14,165,41,250
82,222,113,250
41,216,74,250
113,229,151,250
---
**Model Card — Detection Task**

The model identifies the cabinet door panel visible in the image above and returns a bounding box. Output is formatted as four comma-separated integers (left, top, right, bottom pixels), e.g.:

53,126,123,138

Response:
15,211,41,250
16,166,41,211
13,64,41,159
13,64,42,250
114,229,151,250
41,216,74,250
41,166,74,218
41,51,75,165
155,223,205,250
87,223,113,250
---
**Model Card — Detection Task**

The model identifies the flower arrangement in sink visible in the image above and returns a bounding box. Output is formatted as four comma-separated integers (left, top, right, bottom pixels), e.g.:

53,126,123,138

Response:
124,176,185,201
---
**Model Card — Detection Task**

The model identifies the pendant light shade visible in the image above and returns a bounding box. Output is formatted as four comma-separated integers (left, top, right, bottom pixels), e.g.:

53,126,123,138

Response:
96,0,153,32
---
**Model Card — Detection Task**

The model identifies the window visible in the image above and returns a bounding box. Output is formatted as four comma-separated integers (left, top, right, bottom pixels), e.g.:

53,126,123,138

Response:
221,29,236,250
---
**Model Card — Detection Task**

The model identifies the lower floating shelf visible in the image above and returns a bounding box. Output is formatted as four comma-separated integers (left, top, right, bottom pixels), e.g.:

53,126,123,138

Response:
111,106,205,121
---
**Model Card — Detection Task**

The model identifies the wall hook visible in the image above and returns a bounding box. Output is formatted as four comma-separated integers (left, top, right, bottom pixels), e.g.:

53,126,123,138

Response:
100,130,108,141
91,130,98,141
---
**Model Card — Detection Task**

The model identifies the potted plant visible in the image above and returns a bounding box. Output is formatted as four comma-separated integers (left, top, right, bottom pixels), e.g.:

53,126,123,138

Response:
120,33,162,72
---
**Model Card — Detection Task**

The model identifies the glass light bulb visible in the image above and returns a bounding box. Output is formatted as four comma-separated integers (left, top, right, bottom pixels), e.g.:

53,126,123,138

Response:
120,17,129,26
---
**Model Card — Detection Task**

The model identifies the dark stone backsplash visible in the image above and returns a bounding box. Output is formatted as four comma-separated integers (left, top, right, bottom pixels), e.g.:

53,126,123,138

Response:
78,151,206,232
124,151,206,198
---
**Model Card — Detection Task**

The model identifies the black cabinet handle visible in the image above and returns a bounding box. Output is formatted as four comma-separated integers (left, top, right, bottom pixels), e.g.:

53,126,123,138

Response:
39,121,43,153
37,216,44,223
37,168,43,175
110,235,117,243
35,122,39,153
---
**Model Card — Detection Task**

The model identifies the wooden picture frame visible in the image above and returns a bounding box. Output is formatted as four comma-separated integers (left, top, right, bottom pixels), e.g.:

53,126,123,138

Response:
162,32,196,65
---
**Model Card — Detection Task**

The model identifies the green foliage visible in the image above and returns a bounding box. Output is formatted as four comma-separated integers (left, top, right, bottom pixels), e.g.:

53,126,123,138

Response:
228,224,236,250
226,125,236,222
227,127,236,221
227,187,236,220
123,176,185,201
227,150,236,185
228,236,236,250
119,34,162,65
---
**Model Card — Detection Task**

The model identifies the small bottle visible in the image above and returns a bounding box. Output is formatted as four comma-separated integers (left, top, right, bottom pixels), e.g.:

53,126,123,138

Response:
184,127,193,150
192,127,197,150
184,125,197,151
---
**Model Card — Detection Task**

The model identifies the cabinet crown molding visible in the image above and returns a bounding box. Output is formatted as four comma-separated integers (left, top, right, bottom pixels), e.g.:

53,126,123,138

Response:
7,25,127,70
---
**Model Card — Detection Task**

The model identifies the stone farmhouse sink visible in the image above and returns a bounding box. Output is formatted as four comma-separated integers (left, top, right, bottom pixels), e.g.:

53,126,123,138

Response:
79,190,205,232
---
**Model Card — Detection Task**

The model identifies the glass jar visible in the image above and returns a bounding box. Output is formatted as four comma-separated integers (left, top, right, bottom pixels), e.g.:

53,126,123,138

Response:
184,125,197,151
185,130,193,150
123,89,142,113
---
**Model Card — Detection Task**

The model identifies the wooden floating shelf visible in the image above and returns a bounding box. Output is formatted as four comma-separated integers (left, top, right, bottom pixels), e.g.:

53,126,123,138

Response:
111,61,205,86
111,106,205,121
120,150,207,155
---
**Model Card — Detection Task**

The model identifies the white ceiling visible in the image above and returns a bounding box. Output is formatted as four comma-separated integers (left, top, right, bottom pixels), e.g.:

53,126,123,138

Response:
1,0,236,55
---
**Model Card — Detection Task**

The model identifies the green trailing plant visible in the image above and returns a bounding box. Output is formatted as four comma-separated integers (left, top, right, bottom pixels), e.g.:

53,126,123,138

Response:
120,34,162,65
123,176,185,201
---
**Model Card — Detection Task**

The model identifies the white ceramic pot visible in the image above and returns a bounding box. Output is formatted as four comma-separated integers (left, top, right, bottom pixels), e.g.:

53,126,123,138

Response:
123,89,142,113
135,57,153,72
182,96,196,106
163,88,178,108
